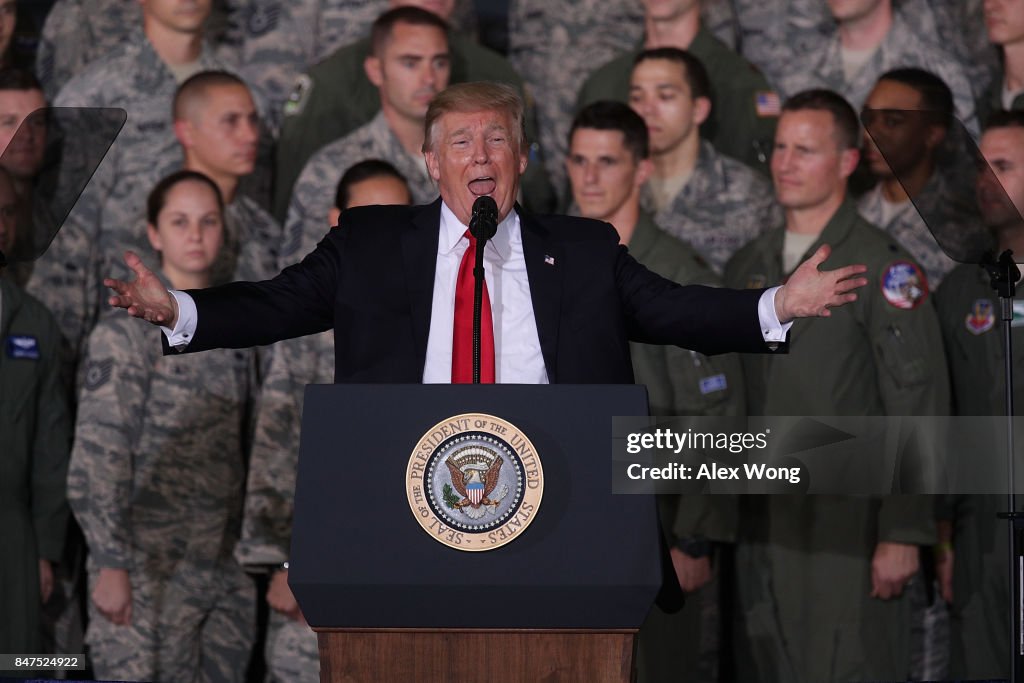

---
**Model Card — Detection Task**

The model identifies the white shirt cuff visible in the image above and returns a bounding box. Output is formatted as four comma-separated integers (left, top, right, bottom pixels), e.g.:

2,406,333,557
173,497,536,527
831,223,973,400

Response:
160,290,198,349
758,286,792,343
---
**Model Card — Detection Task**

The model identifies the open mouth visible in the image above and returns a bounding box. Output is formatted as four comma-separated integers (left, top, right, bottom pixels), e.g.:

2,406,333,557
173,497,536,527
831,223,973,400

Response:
468,177,496,196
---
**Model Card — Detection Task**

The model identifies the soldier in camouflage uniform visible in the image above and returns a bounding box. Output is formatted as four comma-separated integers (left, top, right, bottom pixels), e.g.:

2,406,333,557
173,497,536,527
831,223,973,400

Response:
68,171,255,682
25,0,252,376
273,1,546,221
627,49,780,273
576,0,780,192
725,91,947,682
933,112,1024,682
751,0,979,135
508,0,649,203
173,71,282,283
567,101,744,683
858,69,961,288
280,8,446,265
236,161,414,683
34,0,140,102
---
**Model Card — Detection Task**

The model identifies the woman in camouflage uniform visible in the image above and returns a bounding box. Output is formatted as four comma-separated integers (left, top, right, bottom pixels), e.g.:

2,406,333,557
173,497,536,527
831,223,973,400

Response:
68,171,256,683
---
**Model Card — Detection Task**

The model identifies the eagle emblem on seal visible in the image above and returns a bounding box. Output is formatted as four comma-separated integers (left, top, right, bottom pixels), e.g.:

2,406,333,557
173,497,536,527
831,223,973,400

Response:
443,446,509,520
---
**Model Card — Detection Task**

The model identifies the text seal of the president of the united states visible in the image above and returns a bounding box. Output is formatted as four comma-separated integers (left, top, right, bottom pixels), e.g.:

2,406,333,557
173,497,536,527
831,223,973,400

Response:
406,413,544,551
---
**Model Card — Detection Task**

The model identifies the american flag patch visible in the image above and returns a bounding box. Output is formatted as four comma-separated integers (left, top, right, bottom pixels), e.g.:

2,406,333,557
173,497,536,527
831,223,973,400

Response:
755,91,781,117
544,255,555,265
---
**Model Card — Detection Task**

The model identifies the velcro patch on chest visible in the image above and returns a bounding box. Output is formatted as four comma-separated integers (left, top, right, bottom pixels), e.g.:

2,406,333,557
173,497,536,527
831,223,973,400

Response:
880,260,928,310
5,334,40,360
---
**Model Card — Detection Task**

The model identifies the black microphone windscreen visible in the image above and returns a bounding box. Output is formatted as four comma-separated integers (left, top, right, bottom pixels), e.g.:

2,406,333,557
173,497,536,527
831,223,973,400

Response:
470,195,499,240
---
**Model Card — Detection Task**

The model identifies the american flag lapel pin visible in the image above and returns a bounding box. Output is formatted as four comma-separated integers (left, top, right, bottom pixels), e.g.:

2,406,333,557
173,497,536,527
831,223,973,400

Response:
544,255,555,266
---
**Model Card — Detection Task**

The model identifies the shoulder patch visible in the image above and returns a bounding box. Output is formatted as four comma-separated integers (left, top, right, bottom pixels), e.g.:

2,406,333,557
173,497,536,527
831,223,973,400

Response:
755,91,781,117
966,298,995,335
6,334,40,360
880,260,928,310
284,74,313,117
83,358,114,391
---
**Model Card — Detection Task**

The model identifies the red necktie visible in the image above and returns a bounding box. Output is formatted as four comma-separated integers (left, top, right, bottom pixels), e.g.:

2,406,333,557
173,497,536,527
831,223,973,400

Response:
452,230,495,383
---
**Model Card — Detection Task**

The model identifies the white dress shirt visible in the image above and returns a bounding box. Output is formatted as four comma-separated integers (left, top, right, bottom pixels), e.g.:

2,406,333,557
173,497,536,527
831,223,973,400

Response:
163,203,791,372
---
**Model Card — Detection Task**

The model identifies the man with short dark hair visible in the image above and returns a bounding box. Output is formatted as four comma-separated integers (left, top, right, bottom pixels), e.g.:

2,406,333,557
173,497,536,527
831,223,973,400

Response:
173,70,282,284
726,89,948,681
858,68,960,287
567,99,744,683
279,6,448,268
627,48,780,273
577,0,779,181
274,0,548,221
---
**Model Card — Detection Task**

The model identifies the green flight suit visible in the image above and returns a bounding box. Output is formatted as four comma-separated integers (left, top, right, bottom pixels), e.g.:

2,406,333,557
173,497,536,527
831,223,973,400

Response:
627,213,745,683
724,199,948,682
275,33,553,220
934,263,1023,680
0,278,71,657
575,28,778,175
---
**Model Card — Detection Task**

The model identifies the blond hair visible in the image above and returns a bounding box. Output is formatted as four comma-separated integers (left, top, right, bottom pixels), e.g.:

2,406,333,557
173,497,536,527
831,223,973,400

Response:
422,82,526,153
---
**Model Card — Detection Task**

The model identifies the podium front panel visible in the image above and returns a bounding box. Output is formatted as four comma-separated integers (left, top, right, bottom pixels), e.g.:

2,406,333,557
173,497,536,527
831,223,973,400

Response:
289,384,662,629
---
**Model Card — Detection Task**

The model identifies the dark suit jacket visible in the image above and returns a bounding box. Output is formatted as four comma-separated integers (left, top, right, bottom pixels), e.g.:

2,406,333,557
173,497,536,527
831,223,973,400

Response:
172,199,777,381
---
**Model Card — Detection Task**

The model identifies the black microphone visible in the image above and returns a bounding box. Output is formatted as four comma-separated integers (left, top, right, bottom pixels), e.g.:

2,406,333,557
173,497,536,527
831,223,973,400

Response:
469,195,498,241
468,195,497,383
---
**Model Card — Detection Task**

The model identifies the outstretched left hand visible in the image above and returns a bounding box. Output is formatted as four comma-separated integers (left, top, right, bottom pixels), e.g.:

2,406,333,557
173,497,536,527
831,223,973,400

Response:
775,244,868,323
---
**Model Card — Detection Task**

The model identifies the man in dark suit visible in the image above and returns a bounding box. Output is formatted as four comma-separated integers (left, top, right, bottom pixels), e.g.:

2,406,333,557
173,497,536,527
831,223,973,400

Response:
105,82,867,379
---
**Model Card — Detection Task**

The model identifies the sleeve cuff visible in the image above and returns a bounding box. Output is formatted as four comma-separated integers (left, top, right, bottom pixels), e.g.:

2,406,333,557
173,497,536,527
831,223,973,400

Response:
160,290,198,350
758,286,792,343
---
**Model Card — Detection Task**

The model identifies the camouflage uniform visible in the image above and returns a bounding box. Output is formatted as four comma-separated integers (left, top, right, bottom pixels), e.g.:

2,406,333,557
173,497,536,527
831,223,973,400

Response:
221,195,285,284
625,212,744,683
856,176,960,289
644,140,782,274
724,198,948,682
0,278,71,657
300,0,476,60
68,314,256,683
980,63,1024,133
34,0,140,102
273,32,548,221
25,30,236,367
576,29,780,180
236,330,334,683
761,10,979,134
918,0,997,99
934,263,1023,681
280,111,437,266
730,0,830,76
508,0,643,202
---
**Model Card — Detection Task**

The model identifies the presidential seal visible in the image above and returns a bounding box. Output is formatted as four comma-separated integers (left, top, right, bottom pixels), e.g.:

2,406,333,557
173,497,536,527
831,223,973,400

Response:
406,413,544,551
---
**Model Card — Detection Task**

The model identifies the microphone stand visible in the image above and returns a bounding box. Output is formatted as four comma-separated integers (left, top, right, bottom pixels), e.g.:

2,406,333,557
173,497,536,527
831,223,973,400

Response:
472,238,488,384
985,249,1023,682
468,196,498,384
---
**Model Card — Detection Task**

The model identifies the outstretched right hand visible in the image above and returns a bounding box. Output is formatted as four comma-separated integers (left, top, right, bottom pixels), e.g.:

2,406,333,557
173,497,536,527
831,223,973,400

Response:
105,251,178,328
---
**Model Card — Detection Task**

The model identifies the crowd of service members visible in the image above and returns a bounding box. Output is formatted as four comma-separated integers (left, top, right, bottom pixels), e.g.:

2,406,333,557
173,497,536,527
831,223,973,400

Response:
1,0,1021,681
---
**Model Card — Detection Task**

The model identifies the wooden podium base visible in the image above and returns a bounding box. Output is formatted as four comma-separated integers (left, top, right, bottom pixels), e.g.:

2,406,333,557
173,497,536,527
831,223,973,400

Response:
316,629,638,683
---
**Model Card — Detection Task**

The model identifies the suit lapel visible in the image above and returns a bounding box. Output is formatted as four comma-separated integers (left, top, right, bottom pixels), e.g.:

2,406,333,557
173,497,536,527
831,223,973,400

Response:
403,200,442,374
518,206,563,382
